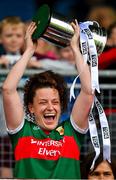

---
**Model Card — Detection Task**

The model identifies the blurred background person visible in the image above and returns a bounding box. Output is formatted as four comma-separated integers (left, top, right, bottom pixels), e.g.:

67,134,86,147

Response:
57,46,76,65
98,22,116,70
27,38,59,69
106,22,116,48
87,5,116,30
34,39,58,60
98,22,116,118
0,16,25,68
81,151,116,179
27,40,77,73
0,16,25,178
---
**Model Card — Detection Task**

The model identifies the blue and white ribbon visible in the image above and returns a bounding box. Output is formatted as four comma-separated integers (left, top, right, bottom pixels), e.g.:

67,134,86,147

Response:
70,21,111,168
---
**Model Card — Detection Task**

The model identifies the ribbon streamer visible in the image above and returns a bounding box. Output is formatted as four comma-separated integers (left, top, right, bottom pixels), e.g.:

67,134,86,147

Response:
70,21,111,168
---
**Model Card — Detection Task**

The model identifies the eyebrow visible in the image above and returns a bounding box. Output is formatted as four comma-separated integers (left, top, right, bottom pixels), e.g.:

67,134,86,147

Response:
90,171,113,175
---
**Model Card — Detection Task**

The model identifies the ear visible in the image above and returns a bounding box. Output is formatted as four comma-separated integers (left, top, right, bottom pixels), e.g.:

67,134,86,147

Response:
28,103,34,114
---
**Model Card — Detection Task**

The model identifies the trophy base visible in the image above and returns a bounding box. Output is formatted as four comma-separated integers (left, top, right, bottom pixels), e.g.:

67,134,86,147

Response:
32,4,51,40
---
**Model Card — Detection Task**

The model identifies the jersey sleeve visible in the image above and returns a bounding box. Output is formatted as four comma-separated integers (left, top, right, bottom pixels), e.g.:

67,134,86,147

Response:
70,115,88,134
7,117,25,135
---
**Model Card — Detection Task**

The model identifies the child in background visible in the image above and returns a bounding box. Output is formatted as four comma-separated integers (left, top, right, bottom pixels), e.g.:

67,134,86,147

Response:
0,16,25,68
0,16,25,178
27,40,77,72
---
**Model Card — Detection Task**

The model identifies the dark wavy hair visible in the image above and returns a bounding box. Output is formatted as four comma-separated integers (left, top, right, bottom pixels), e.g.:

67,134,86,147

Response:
23,70,68,119
81,151,116,179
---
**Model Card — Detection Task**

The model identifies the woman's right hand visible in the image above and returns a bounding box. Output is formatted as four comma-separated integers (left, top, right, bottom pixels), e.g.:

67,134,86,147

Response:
70,19,80,53
25,22,37,53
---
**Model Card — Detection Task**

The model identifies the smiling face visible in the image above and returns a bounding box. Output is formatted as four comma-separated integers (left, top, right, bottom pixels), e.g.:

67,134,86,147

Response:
88,160,114,180
28,87,61,131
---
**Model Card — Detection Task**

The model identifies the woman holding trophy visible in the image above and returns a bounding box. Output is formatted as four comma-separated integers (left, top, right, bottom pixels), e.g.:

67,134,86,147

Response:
2,17,94,178
2,4,108,179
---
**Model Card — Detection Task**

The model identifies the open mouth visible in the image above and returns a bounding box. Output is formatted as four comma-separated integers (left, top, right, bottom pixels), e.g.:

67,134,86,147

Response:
44,113,56,122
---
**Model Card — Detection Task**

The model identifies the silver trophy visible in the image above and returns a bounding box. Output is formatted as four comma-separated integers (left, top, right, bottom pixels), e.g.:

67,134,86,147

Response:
32,4,107,55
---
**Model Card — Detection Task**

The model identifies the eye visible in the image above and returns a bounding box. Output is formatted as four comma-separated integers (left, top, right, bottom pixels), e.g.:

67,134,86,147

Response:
104,172,112,176
89,172,100,177
6,34,12,38
38,101,47,105
53,100,60,105
16,34,23,38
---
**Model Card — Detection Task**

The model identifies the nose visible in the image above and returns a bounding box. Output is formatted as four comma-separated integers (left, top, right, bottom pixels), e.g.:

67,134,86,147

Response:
12,36,18,43
99,174,105,180
47,102,54,110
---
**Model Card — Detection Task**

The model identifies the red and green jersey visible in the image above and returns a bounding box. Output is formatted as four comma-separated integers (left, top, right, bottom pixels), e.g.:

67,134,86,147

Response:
9,119,84,179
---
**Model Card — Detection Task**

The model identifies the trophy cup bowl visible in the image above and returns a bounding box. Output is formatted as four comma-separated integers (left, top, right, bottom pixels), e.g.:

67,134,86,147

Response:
32,4,107,55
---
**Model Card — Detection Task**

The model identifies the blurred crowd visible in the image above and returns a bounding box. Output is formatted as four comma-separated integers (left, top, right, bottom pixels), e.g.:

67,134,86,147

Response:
0,0,116,178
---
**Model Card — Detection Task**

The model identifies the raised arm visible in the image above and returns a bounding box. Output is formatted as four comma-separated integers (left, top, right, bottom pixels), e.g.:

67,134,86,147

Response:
2,22,37,130
70,20,94,131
